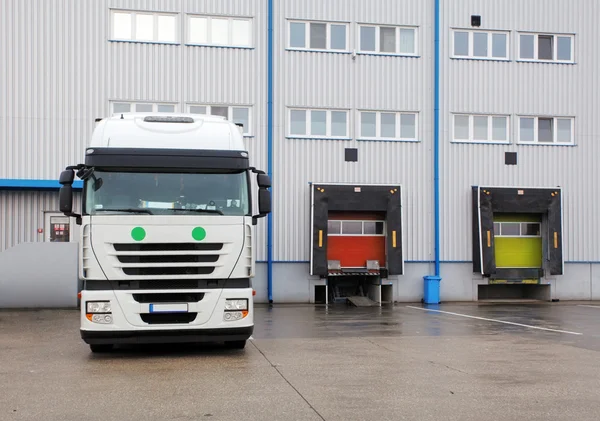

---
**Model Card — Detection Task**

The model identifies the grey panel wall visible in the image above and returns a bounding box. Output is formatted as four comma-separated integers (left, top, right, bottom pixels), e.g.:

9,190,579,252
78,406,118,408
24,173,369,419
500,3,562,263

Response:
3,0,600,268
0,242,79,308
0,191,81,252
441,0,600,262
274,0,434,262
1,0,268,259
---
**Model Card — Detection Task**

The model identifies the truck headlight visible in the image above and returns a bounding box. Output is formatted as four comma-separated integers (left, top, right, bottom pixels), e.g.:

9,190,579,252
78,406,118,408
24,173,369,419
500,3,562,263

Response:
224,299,248,311
223,299,248,321
86,301,111,313
86,301,113,324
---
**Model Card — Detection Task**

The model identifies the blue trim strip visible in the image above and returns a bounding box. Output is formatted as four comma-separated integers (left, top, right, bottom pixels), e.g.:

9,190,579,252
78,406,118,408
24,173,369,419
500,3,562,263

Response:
0,179,83,190
433,0,441,278
267,0,274,303
255,260,600,265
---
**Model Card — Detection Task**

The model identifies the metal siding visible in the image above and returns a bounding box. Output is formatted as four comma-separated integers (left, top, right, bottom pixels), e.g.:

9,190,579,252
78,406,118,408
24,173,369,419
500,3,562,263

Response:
0,0,267,259
2,0,600,264
441,0,600,262
0,191,81,252
275,0,433,262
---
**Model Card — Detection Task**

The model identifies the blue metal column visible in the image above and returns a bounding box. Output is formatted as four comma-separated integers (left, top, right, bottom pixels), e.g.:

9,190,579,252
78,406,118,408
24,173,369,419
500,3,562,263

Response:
433,0,441,277
267,0,274,303
423,0,442,304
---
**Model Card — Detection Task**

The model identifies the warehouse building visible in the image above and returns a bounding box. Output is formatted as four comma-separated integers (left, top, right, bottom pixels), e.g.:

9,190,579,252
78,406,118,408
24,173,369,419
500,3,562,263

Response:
1,0,599,306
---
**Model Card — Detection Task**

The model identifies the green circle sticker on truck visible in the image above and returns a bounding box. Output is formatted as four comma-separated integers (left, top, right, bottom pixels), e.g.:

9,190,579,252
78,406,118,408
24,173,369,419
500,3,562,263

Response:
131,227,146,241
192,227,206,241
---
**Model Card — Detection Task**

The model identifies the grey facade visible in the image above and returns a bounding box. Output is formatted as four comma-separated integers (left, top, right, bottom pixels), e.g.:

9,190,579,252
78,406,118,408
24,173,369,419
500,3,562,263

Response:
1,0,600,306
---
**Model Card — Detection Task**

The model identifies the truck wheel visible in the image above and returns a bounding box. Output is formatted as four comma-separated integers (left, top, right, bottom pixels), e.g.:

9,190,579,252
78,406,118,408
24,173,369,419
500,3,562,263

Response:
224,340,246,350
89,344,113,353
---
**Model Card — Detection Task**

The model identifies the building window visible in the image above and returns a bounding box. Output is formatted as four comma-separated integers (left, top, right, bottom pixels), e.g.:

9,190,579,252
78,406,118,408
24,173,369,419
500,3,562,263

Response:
328,220,386,236
111,10,178,43
452,30,509,60
188,105,252,135
494,222,541,237
358,25,417,55
518,116,574,144
358,111,417,141
187,15,252,47
452,114,509,143
111,102,178,114
288,20,348,51
518,33,574,62
288,109,349,138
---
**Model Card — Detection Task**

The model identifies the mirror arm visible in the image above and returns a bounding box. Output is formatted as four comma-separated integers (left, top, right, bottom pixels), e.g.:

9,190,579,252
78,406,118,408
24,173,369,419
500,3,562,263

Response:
249,167,266,175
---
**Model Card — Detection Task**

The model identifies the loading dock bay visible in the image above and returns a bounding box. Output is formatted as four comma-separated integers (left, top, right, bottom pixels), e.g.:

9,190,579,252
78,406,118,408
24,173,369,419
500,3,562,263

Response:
2,303,600,421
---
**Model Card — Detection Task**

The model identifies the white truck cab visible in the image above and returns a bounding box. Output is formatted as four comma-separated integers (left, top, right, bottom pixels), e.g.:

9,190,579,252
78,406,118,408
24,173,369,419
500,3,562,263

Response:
58,113,271,352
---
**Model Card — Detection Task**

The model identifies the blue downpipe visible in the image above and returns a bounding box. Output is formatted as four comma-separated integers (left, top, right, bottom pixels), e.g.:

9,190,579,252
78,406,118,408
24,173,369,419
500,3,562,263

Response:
267,0,274,303
433,0,441,278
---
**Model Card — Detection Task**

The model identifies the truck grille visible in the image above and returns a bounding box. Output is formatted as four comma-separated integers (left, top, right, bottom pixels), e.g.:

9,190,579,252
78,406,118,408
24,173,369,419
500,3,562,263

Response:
111,243,223,277
132,293,204,303
123,267,215,276
114,243,222,252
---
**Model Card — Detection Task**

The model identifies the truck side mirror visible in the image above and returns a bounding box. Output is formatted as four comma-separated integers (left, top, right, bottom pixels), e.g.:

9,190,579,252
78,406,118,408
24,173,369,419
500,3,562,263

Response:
59,169,75,185
257,174,271,188
58,168,82,225
59,185,73,214
258,188,271,215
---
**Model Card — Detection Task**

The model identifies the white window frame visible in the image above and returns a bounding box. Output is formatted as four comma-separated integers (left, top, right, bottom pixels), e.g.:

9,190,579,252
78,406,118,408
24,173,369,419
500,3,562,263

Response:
451,114,510,144
186,15,253,48
287,20,349,52
328,220,386,237
517,32,575,63
451,29,510,60
517,116,575,145
357,24,418,56
357,110,419,142
110,9,179,44
493,222,541,238
287,108,350,139
110,101,179,114
187,104,252,135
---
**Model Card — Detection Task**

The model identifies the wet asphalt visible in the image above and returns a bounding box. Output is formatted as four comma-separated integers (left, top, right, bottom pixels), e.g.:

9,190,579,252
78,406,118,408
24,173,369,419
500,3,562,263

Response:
1,302,600,421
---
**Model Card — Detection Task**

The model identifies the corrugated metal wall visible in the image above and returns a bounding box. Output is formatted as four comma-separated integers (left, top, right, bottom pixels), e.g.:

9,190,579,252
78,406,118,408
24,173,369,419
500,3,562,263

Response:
0,191,81,251
1,0,268,258
274,0,433,262
441,0,600,261
2,0,600,264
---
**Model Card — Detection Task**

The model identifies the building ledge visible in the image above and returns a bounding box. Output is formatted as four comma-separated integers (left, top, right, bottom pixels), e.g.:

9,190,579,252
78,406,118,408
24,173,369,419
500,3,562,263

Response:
0,179,83,191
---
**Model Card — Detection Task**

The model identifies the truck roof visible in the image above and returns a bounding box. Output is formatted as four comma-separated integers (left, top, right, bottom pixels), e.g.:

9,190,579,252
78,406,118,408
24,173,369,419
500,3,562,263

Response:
89,113,246,151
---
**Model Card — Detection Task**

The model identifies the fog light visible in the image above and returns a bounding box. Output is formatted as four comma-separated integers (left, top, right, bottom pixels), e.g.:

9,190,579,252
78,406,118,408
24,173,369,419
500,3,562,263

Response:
91,314,113,324
223,310,248,321
86,301,111,313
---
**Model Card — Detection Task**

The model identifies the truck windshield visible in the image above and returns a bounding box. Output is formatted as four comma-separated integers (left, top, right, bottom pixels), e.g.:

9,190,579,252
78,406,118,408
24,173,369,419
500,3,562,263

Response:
85,171,249,216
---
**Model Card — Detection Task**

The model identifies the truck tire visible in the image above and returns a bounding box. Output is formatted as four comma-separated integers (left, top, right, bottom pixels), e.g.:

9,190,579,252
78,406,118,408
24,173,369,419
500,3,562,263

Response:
224,340,246,350
89,344,113,353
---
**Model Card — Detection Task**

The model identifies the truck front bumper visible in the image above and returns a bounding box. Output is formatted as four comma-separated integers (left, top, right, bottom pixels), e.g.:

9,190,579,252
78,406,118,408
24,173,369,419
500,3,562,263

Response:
81,326,253,345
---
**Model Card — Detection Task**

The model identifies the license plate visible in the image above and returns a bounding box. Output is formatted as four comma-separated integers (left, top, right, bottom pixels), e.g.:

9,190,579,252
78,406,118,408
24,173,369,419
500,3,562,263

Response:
149,303,188,313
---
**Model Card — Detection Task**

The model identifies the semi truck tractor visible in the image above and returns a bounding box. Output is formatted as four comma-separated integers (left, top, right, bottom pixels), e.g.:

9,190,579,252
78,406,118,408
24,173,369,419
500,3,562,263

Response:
58,113,271,353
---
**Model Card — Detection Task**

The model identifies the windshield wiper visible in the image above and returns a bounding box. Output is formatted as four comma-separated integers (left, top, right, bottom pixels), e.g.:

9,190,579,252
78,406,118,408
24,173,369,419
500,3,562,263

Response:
170,208,224,215
95,208,154,215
